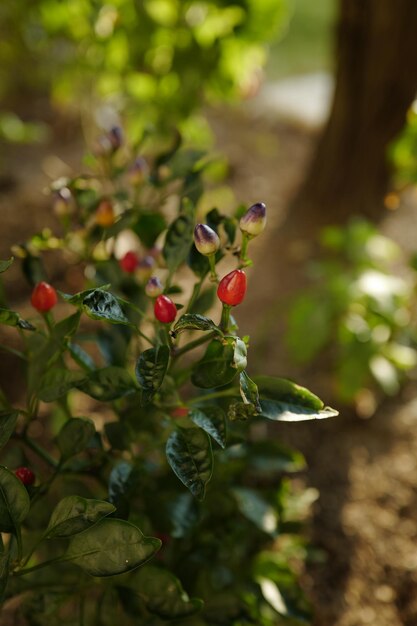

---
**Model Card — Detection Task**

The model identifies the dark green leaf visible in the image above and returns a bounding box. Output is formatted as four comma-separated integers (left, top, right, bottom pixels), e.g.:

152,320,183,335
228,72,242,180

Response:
60,285,111,306
187,244,210,278
189,286,216,315
78,367,137,401
0,466,30,533
166,428,213,500
228,402,258,421
170,492,199,538
133,213,166,248
54,312,81,341
0,258,13,273
233,338,247,371
0,308,35,331
131,566,204,619
172,314,221,337
135,346,170,404
232,487,278,536
81,290,129,325
68,343,96,371
255,376,338,421
162,201,195,272
57,418,96,460
189,406,226,448
0,411,18,449
191,339,241,389
65,518,161,576
108,462,139,518
38,369,87,402
22,254,46,286
105,422,133,451
45,496,115,538
240,371,261,412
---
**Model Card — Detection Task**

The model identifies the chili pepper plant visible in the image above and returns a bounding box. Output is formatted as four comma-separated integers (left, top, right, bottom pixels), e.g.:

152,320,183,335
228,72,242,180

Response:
0,131,338,625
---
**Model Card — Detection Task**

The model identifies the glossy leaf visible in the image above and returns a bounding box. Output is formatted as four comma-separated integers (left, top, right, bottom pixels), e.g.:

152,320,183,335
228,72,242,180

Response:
135,346,170,404
172,313,221,337
166,428,213,500
81,290,129,325
0,308,35,331
0,410,18,449
108,462,139,518
0,552,10,602
233,338,248,371
189,406,226,448
53,312,81,341
45,496,115,538
0,466,30,533
132,566,204,619
0,258,13,273
191,338,242,389
232,487,278,536
133,212,166,247
240,371,261,412
57,417,95,460
255,376,338,422
170,492,199,539
78,367,137,401
38,369,87,402
65,518,161,576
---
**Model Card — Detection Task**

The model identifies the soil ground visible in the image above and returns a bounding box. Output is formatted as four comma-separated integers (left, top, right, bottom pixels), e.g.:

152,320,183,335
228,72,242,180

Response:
2,103,417,626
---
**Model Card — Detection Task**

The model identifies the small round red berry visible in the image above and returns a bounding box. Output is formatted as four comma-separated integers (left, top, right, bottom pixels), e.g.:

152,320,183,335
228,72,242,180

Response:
194,224,220,256
119,251,139,273
31,282,58,312
145,276,163,298
170,406,189,418
239,202,267,237
15,467,35,486
217,269,247,307
154,295,177,324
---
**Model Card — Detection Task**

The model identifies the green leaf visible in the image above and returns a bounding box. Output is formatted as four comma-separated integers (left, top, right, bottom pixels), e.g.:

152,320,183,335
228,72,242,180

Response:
255,376,338,422
57,418,96,460
0,308,35,331
170,492,199,539
189,286,216,315
108,462,139,518
45,496,115,538
228,401,259,421
172,313,221,337
0,411,18,449
0,258,13,273
240,371,261,412
232,487,278,536
191,338,241,389
81,290,130,325
133,212,166,248
135,346,170,404
189,406,226,448
166,428,213,500
0,466,30,533
187,244,210,278
65,518,161,577
163,201,195,272
131,566,204,619
78,367,137,401
233,337,247,371
38,369,87,402
53,312,81,341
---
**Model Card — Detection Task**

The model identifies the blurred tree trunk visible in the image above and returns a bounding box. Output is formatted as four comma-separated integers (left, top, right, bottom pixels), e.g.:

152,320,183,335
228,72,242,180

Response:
292,0,417,227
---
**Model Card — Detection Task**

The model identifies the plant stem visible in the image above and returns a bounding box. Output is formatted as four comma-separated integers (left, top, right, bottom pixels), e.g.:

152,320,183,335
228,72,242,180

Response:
186,277,204,313
189,388,239,404
20,435,58,468
172,331,217,360
220,304,231,332
14,554,68,577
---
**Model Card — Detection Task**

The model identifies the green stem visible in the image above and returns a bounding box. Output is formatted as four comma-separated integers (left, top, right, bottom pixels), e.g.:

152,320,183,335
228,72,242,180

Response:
208,255,218,282
20,435,58,468
14,554,69,577
220,304,231,332
186,277,204,313
239,233,253,267
172,331,217,360
132,325,155,347
189,388,239,405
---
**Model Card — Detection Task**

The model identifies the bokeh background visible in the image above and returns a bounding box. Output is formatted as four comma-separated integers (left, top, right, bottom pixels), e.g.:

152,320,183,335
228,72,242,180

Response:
3,1,417,624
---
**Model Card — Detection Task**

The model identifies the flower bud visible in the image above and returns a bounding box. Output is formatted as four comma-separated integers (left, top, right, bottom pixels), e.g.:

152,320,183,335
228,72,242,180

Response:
145,276,163,298
136,255,155,282
108,126,123,151
128,157,148,186
194,224,220,256
239,202,266,237
95,199,115,227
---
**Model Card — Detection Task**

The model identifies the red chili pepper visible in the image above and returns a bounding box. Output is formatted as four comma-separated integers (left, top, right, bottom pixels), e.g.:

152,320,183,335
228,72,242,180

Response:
31,282,58,312
217,269,247,306
15,467,35,486
119,251,139,273
154,295,177,324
